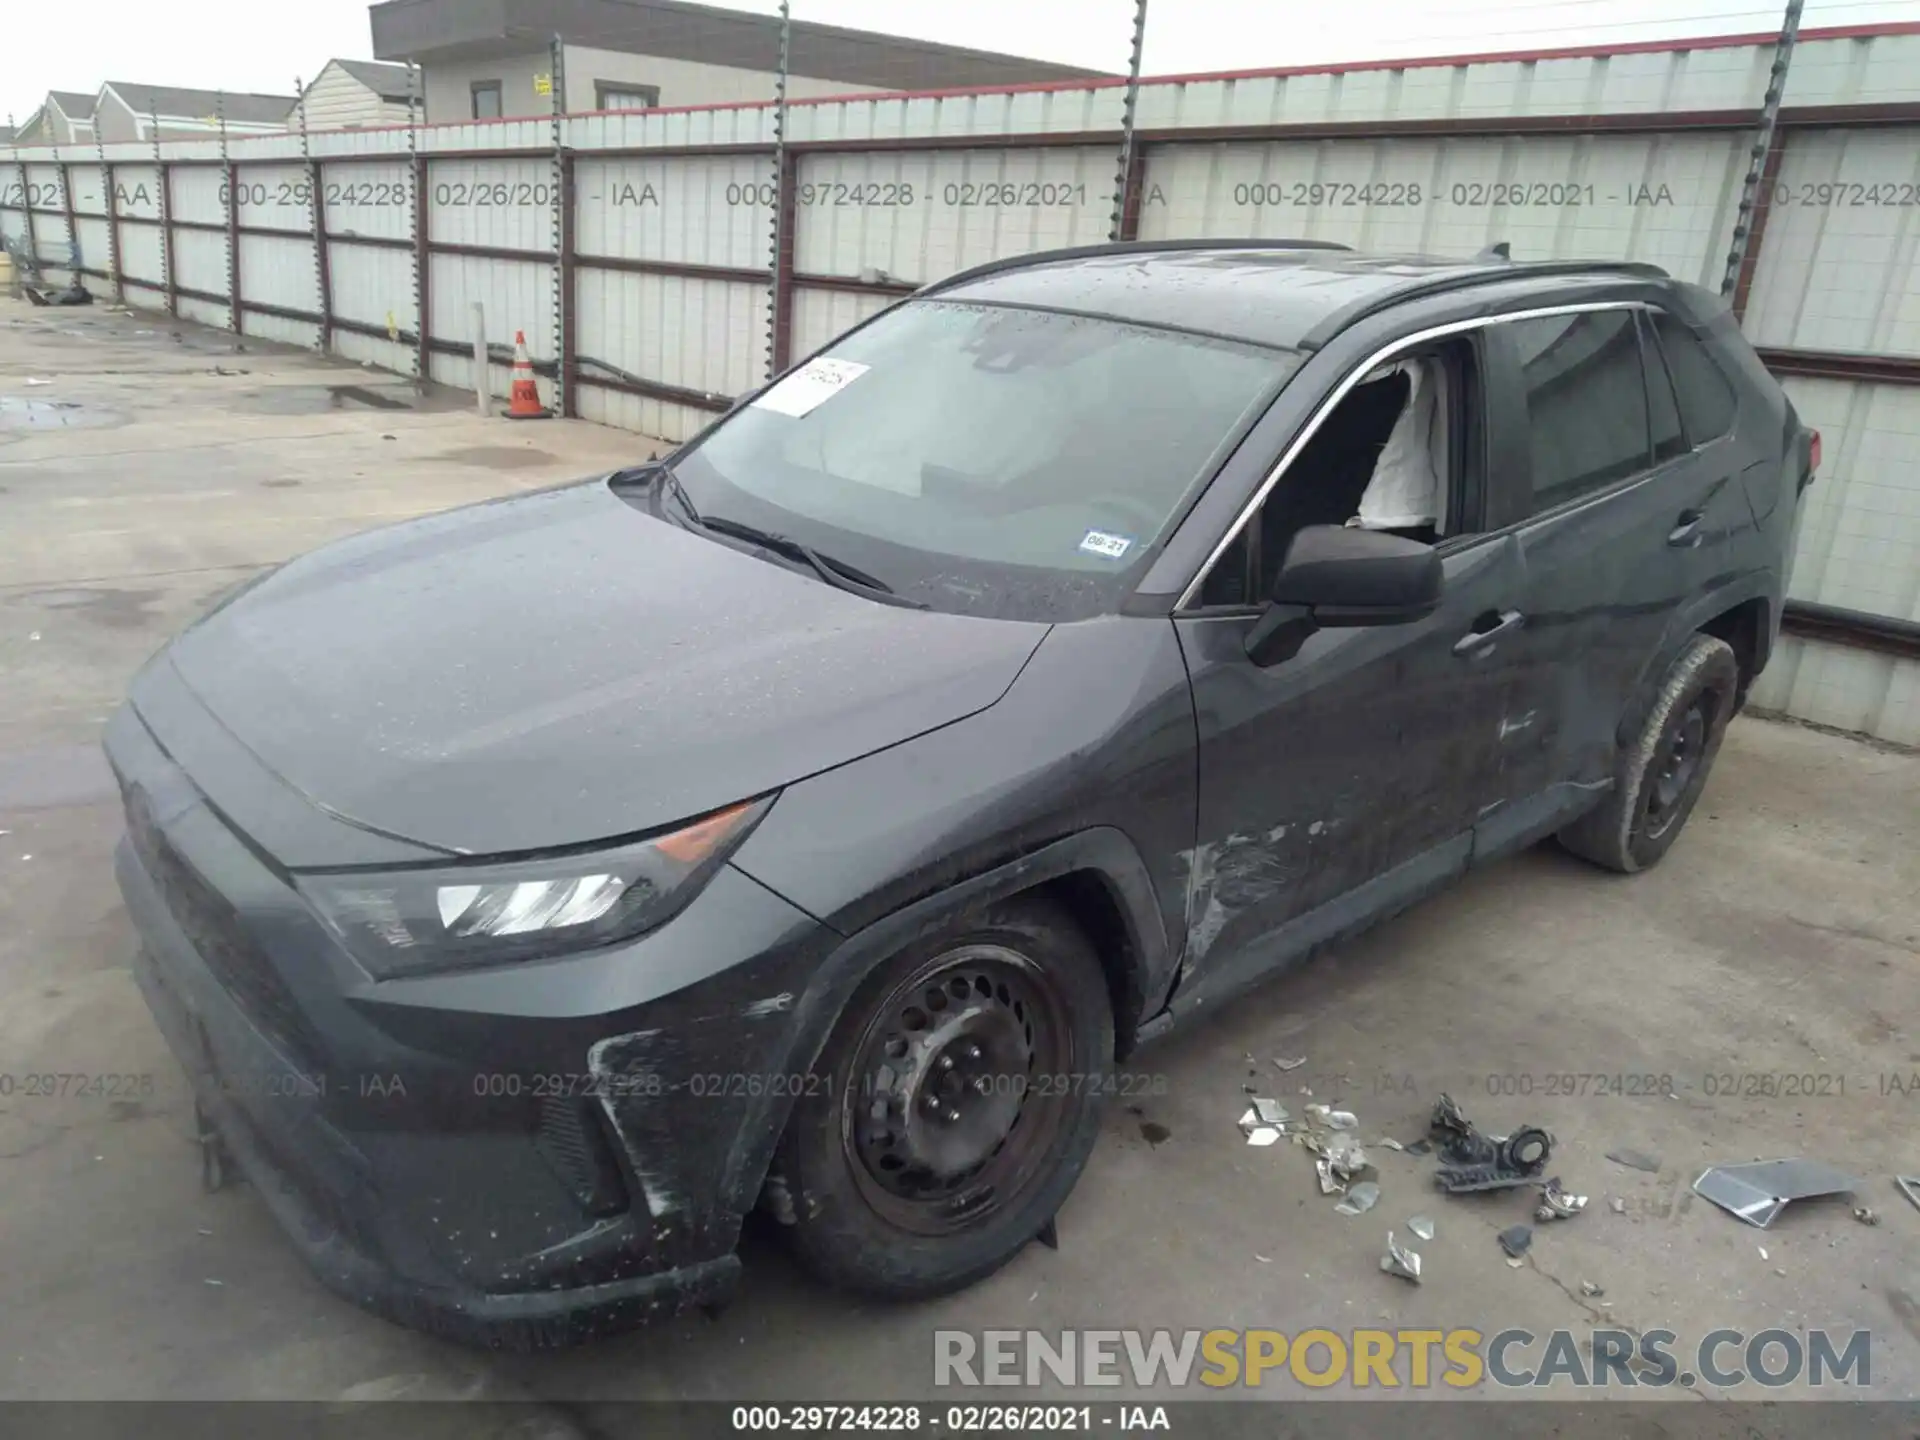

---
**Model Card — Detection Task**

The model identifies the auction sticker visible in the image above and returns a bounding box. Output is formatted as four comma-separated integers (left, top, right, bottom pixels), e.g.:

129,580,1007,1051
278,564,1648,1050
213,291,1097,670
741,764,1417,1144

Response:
1079,529,1134,559
752,358,870,418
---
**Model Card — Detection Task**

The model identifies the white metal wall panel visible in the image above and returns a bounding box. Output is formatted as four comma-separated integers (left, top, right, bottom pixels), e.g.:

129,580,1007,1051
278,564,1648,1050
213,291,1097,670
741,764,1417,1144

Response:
113,163,163,221
239,233,319,315
431,120,551,154
574,154,771,268
321,162,413,243
72,216,110,274
574,383,714,448
1776,377,1920,621
1741,127,1920,358
1783,32,1920,109
790,286,891,364
177,294,230,330
118,222,165,288
793,148,1114,284
1140,133,1742,284
426,253,553,394
327,242,416,331
428,157,553,253
787,87,1121,145
233,163,315,233
24,164,71,258
65,164,108,218
122,278,167,311
332,327,416,375
575,268,765,400
1749,638,1920,746
564,105,772,151
172,227,230,305
168,165,227,225
0,202,25,250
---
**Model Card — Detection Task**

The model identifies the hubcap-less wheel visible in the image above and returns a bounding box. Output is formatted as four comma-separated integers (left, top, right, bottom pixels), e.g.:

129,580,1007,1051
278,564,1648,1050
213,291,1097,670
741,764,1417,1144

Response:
1645,694,1711,838
842,944,1071,1237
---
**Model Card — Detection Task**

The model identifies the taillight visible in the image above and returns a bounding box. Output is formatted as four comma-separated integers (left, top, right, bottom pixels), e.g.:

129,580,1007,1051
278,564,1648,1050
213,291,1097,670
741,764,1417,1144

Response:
1808,429,1822,474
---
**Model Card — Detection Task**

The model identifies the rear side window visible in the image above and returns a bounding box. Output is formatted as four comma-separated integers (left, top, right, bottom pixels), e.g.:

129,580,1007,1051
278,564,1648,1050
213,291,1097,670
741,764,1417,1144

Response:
1651,310,1738,444
1642,313,1688,463
1508,309,1650,512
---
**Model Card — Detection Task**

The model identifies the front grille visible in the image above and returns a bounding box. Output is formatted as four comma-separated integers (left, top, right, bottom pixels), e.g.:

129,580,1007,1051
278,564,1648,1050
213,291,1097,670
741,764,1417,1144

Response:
125,787,323,1067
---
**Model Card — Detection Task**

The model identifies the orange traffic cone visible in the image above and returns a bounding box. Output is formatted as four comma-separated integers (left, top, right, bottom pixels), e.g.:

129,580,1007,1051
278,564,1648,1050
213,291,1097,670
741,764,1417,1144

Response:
506,330,551,420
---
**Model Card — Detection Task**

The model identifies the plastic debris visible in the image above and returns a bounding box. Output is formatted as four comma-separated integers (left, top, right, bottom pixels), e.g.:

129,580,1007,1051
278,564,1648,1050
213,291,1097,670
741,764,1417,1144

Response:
1273,1056,1307,1072
1316,1157,1345,1195
25,377,51,386
1896,1176,1920,1214
1428,1094,1552,1192
1758,1246,1768,1260
1608,1197,1628,1214
1335,1181,1380,1216
1307,1103,1359,1131
1248,1097,1289,1127
1323,1132,1369,1179
1408,1215,1435,1242
1692,1159,1859,1229
1852,1206,1879,1226
1498,1225,1532,1259
1239,1098,1289,1146
1607,1148,1662,1173
1380,1231,1422,1283
1535,1177,1589,1222
1580,1281,1605,1298
1404,1139,1432,1157
1245,1126,1282,1147
1378,1137,1405,1152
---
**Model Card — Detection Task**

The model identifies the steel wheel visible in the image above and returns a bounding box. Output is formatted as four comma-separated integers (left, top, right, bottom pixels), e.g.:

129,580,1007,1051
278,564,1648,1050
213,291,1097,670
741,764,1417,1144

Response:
840,943,1073,1237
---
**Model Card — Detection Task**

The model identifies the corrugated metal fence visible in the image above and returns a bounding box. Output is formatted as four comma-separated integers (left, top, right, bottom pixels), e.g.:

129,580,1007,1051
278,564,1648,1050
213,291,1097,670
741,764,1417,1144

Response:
4,22,1918,741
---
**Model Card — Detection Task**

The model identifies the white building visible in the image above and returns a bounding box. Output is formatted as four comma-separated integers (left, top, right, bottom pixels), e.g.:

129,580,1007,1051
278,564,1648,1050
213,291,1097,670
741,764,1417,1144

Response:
92,83,297,143
368,0,1109,123
291,60,418,132
14,92,97,145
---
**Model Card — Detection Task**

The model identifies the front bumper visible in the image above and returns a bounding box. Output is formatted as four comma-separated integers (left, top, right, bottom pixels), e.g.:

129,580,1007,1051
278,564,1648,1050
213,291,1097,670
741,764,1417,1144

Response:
107,700,839,1348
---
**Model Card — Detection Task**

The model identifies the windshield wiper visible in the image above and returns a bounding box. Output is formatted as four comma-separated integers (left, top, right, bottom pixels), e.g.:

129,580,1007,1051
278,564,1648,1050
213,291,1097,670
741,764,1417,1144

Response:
698,515,926,609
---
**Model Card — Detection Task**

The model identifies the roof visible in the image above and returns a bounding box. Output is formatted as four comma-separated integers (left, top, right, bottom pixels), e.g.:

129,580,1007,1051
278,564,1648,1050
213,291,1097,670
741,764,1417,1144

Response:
370,0,1112,90
102,83,296,125
331,58,417,103
0,126,12,143
49,90,96,119
932,246,1662,352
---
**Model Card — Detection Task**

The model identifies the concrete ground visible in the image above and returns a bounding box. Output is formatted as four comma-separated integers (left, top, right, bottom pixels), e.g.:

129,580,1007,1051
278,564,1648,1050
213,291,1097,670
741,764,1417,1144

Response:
1,301,1917,1423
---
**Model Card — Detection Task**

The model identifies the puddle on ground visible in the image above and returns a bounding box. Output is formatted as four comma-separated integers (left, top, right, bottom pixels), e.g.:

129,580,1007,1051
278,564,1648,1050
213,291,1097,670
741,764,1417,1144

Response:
428,444,558,471
0,396,123,431
234,383,450,415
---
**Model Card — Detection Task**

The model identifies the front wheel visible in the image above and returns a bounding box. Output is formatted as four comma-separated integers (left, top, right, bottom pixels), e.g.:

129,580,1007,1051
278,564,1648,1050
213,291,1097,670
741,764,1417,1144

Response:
774,898,1113,1299
1558,633,1739,873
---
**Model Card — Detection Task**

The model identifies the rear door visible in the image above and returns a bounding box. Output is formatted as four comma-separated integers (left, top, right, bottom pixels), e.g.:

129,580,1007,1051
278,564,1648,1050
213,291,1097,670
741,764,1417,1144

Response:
1472,303,1733,853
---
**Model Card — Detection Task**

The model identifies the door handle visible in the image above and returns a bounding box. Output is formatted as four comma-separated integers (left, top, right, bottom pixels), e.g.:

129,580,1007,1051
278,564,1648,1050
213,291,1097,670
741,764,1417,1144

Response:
1668,509,1705,548
1453,609,1524,657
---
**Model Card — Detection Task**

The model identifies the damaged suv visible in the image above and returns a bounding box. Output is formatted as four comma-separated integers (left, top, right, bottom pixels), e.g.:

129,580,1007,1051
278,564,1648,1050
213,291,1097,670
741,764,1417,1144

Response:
108,241,1816,1345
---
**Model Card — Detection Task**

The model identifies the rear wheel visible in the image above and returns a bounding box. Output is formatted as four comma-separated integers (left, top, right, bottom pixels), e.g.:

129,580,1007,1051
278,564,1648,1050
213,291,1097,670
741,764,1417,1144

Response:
1558,633,1739,873
775,899,1112,1299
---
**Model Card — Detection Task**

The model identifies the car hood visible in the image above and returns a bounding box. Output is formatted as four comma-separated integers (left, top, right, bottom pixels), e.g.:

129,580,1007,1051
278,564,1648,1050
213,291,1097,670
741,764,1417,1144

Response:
159,479,1048,857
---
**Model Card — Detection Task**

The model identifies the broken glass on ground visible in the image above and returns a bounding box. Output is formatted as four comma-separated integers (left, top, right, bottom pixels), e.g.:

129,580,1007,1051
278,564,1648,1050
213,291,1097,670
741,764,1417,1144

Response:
1691,1159,1859,1229
1498,1225,1532,1259
1407,1215,1435,1241
1381,1231,1421,1282
1607,1148,1662,1173
1335,1181,1380,1216
1238,1097,1290,1146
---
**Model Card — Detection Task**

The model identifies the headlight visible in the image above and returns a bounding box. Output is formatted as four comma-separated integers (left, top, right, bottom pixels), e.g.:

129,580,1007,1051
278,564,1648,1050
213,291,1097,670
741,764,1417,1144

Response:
297,797,770,979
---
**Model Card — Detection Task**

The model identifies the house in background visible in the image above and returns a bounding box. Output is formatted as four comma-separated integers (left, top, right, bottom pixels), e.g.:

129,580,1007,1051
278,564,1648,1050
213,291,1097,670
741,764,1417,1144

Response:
292,59,419,130
13,92,98,144
369,0,1109,123
92,83,296,142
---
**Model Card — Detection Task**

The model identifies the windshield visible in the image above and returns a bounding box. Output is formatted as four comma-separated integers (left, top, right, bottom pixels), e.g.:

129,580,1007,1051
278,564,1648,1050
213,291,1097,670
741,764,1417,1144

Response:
667,300,1297,620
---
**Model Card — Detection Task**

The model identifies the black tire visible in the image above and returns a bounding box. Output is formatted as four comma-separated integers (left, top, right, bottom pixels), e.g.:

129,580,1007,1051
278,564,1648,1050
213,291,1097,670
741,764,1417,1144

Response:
1558,633,1739,873
774,898,1113,1300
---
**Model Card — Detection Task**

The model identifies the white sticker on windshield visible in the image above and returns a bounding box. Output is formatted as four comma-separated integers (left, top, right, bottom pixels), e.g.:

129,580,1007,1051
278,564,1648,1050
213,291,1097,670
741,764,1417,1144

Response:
1079,529,1134,560
751,357,871,418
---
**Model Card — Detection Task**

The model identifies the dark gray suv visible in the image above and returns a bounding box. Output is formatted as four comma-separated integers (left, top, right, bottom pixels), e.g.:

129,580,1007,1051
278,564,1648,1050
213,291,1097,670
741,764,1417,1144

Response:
106,241,1817,1346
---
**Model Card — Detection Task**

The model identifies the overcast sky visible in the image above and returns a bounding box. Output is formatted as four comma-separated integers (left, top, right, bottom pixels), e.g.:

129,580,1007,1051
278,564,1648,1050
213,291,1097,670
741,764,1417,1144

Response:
5,0,1915,125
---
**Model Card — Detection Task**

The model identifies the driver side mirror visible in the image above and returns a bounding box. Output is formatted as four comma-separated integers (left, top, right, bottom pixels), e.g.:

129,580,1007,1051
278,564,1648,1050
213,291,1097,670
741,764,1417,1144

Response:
1245,524,1443,666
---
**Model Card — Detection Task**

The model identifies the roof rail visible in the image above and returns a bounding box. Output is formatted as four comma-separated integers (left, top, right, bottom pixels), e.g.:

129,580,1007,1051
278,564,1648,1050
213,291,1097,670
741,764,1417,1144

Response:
1296,259,1670,350
918,238,1355,298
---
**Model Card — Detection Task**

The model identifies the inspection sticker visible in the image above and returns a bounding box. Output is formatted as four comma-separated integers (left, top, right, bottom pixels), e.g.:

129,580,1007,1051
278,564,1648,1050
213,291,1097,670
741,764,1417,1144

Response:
752,358,870,418
1079,529,1134,560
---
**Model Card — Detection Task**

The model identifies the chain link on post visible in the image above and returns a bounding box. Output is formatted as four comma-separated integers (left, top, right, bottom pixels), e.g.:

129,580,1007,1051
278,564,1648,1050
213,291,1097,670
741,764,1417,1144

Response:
294,75,327,354
149,103,173,317
1720,0,1803,304
1108,0,1150,243
217,92,239,334
764,0,791,383
406,62,425,383
549,34,568,418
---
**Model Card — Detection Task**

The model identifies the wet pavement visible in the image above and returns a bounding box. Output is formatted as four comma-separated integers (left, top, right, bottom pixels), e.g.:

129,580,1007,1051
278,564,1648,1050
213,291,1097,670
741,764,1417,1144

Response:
0,300,1917,1422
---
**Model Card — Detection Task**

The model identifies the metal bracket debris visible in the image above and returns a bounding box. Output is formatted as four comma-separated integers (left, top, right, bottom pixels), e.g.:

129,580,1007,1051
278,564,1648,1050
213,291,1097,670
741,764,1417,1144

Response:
1691,1158,1858,1229
1535,1176,1589,1221
1435,1128,1552,1193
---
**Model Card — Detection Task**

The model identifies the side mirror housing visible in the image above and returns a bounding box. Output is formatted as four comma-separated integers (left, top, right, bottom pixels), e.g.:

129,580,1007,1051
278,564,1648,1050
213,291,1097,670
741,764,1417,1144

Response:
1246,525,1443,666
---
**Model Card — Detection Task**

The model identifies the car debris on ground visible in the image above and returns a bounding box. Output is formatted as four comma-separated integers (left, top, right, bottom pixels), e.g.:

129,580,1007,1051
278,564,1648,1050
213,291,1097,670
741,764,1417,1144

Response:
1896,1176,1920,1214
1692,1159,1859,1229
1535,1177,1589,1221
1335,1181,1380,1216
1380,1231,1422,1283
1408,1215,1435,1241
1607,1148,1662,1173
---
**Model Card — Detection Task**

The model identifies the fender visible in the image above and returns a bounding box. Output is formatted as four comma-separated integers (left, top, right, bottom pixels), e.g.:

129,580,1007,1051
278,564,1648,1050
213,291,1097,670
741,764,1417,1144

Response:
1615,571,1777,748
716,827,1172,1222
